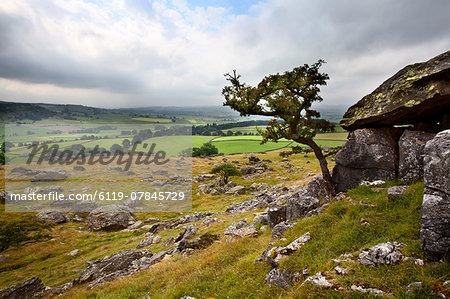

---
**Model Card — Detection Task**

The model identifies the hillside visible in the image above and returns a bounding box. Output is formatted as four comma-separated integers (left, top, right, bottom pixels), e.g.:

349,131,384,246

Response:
0,151,448,298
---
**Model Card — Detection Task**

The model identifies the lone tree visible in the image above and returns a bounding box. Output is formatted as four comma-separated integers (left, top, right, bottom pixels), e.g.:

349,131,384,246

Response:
222,60,335,194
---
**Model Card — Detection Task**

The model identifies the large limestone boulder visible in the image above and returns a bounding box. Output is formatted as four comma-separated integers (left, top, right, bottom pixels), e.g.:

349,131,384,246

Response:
398,130,435,182
420,130,450,260
87,204,137,231
341,51,450,131
332,127,401,192
0,277,46,299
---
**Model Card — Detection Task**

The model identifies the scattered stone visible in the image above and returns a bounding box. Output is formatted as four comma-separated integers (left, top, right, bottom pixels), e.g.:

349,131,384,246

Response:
72,200,98,214
250,182,270,191
153,236,163,244
351,285,385,296
286,195,319,221
36,209,69,224
271,222,293,239
304,175,332,203
136,237,153,249
87,204,137,231
421,129,450,260
73,165,86,171
225,186,246,195
262,232,311,264
67,249,80,257
122,170,135,176
107,166,122,171
301,272,333,288
248,154,260,164
144,217,160,223
406,282,423,294
334,266,349,275
177,233,219,252
176,226,198,242
224,221,258,240
10,167,40,177
163,237,176,247
360,218,370,227
360,180,386,187
128,221,142,230
32,168,68,181
387,186,408,202
358,242,404,266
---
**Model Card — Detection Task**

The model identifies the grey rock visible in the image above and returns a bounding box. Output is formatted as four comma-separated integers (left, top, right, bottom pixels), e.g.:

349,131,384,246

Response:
224,221,258,240
250,182,270,191
176,225,198,242
0,277,47,299
286,195,319,222
267,206,286,228
87,204,136,231
10,167,40,177
163,237,176,246
248,154,260,164
73,165,86,171
358,242,404,266
36,209,69,224
304,175,332,203
136,237,153,249
153,236,163,244
398,130,435,182
334,266,349,275
225,186,246,195
421,129,450,260
32,168,68,181
332,128,401,192
262,232,311,264
67,249,80,257
387,186,408,202
240,166,256,175
406,282,423,294
271,222,293,239
265,268,299,290
73,249,154,289
72,200,98,214
301,272,333,288
144,217,160,223
351,285,385,296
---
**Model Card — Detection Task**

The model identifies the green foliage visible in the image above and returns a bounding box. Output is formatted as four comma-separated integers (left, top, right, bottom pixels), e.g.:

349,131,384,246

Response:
0,152,4,165
210,163,241,184
222,60,334,143
0,217,53,252
192,142,219,157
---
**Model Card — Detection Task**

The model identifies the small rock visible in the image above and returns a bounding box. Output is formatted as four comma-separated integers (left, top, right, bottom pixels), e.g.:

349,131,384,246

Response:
360,180,386,187
36,209,69,224
334,266,349,275
360,218,370,226
351,285,385,296
265,268,299,290
359,242,404,267
406,282,423,294
301,272,332,288
163,236,176,246
136,237,153,249
153,236,163,244
73,165,86,171
144,217,160,223
387,186,408,202
67,249,80,257
128,221,143,230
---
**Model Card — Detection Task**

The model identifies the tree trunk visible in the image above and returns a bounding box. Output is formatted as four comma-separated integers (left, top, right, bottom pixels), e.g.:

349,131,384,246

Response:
299,138,336,196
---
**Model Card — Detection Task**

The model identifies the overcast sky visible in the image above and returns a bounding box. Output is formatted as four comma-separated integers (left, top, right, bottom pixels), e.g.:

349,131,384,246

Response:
0,0,449,108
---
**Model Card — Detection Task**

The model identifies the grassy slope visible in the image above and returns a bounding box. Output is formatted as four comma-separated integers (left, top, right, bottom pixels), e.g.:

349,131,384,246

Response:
1,152,448,298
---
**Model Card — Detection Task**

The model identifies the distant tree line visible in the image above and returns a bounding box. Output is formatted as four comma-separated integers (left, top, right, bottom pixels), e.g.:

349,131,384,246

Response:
192,120,269,136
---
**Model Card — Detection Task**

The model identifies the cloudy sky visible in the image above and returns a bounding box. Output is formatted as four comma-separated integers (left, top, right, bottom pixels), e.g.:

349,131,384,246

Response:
0,0,449,108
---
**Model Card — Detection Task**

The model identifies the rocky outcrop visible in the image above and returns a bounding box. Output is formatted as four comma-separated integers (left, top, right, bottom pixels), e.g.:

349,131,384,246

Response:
0,277,47,299
73,249,154,289
340,51,450,131
86,205,136,231
398,130,435,182
265,268,300,290
332,128,401,192
420,130,450,260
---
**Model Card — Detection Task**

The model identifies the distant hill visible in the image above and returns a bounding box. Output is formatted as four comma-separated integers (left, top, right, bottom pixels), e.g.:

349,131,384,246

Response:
0,100,347,124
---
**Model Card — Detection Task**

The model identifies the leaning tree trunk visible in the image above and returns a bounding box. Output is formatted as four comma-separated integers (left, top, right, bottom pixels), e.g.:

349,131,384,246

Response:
300,138,336,196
